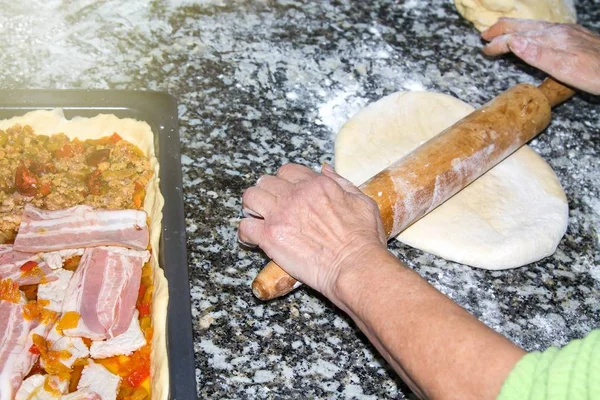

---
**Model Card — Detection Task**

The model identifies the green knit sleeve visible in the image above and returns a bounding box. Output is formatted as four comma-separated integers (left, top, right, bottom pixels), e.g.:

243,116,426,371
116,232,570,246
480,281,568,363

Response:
498,329,600,400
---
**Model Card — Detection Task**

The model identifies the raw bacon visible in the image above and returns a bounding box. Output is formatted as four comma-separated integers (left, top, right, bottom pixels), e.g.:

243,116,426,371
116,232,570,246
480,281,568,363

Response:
0,245,59,286
62,247,149,340
13,204,149,253
0,300,57,400
0,300,32,400
90,310,146,359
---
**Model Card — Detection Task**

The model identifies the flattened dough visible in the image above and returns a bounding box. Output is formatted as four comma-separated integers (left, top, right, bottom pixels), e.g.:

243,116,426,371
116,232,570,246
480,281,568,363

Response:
454,0,577,32
335,91,568,270
0,110,169,399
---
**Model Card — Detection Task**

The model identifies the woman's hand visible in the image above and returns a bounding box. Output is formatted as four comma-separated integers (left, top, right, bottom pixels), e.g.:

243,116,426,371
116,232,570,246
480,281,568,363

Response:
482,18,600,95
238,163,386,301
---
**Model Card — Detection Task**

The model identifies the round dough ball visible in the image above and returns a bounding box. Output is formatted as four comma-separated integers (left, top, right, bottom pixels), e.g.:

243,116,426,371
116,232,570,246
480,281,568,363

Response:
454,0,577,32
334,91,568,270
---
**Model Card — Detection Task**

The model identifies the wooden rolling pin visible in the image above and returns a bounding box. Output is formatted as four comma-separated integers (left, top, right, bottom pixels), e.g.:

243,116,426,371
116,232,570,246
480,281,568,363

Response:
252,78,575,301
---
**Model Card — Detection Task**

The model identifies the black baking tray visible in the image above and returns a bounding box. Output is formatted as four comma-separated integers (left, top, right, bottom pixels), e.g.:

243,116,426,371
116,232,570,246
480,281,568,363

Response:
0,90,196,400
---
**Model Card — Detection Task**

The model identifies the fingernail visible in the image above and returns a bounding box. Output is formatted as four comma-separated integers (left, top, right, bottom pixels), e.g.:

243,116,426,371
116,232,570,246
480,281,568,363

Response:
321,163,334,173
242,208,262,218
508,36,527,53
237,237,257,249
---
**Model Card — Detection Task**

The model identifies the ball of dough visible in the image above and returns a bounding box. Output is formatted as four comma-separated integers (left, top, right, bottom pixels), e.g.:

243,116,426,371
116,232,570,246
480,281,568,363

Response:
454,0,577,32
334,91,568,270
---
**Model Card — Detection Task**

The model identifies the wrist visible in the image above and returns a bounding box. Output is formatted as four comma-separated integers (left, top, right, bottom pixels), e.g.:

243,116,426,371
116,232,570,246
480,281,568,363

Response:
326,243,395,312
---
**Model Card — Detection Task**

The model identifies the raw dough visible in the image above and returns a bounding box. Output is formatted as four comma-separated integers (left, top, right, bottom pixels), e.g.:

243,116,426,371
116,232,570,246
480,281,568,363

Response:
454,0,577,32
335,91,568,270
0,110,169,399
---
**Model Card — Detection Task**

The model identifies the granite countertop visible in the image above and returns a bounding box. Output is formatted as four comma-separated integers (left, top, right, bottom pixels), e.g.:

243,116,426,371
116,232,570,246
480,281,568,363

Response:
1,0,599,398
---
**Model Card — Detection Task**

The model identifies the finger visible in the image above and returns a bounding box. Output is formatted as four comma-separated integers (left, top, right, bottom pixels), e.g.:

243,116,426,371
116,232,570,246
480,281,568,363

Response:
508,36,595,93
241,186,276,218
276,163,318,183
256,174,292,196
506,36,575,80
481,18,553,41
482,34,511,56
238,217,265,247
321,163,362,195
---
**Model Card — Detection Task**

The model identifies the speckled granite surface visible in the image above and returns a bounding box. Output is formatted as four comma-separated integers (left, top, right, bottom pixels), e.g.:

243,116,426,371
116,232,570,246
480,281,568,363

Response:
1,0,599,398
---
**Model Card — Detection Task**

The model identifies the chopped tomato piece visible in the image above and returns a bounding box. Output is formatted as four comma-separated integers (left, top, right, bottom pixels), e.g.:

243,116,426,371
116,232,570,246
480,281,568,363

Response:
126,365,150,388
54,141,84,158
15,164,38,196
87,170,104,195
137,303,151,317
110,132,122,143
20,260,38,272
28,360,43,376
137,284,146,300
29,344,41,355
54,143,74,158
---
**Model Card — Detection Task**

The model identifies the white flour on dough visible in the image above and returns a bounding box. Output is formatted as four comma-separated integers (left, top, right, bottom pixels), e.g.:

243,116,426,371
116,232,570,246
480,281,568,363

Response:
334,91,569,270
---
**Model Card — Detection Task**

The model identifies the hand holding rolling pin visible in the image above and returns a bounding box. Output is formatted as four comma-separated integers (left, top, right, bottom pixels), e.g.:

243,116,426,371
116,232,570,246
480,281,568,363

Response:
240,163,387,307
482,18,600,95
239,20,600,400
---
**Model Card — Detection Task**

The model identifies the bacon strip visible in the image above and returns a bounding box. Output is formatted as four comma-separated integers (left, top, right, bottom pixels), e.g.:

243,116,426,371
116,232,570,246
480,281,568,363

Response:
0,301,31,400
0,245,59,287
13,204,149,253
0,300,56,400
62,247,149,340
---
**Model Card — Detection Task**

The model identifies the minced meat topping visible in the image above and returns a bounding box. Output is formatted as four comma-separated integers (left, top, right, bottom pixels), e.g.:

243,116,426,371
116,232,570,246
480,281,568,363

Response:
0,124,153,242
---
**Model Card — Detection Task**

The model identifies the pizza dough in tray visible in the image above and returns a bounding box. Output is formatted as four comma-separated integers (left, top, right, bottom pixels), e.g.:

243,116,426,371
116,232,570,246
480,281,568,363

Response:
0,109,169,399
454,0,577,32
335,91,569,270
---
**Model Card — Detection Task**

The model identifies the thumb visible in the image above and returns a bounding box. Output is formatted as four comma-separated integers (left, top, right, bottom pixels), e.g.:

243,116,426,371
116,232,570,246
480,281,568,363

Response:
321,163,362,194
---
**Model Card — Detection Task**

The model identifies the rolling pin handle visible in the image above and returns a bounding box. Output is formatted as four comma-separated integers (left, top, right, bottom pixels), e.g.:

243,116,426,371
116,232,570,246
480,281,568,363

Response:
537,78,576,107
251,260,299,301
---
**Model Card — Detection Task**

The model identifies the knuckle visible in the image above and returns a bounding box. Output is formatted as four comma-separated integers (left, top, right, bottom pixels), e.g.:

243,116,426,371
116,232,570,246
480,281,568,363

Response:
362,196,380,213
255,174,271,188
314,175,336,191
241,187,253,203
276,163,295,177
265,224,289,244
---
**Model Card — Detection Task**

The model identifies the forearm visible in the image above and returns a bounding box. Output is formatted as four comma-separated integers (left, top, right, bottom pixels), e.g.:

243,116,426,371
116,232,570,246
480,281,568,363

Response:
332,247,525,400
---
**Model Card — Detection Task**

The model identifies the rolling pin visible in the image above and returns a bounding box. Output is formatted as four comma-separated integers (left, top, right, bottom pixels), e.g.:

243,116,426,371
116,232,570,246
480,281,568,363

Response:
252,78,575,301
